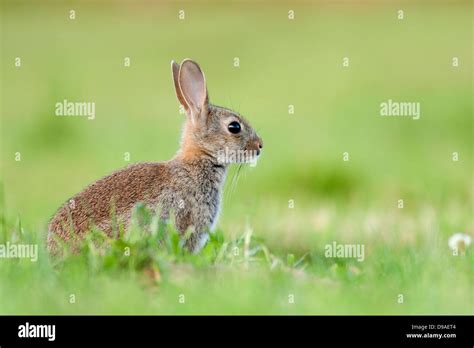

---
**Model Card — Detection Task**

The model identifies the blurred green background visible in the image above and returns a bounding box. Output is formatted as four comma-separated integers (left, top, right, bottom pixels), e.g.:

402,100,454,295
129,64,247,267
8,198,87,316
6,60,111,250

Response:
0,0,472,314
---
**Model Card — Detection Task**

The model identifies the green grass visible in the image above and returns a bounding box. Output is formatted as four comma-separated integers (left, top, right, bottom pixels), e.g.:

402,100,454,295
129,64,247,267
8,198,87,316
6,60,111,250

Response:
0,202,472,314
0,0,472,314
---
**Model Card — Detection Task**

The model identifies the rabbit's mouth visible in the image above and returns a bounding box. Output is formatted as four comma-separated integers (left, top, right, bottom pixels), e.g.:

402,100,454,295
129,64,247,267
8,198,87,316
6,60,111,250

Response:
215,148,261,165
242,149,260,163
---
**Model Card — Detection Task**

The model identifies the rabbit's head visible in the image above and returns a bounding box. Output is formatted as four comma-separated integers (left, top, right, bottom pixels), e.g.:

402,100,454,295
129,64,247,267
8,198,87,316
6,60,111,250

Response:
172,59,263,165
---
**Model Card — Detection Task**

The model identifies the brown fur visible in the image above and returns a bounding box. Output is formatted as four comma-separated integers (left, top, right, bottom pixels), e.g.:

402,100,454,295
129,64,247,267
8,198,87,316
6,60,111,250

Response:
47,59,262,254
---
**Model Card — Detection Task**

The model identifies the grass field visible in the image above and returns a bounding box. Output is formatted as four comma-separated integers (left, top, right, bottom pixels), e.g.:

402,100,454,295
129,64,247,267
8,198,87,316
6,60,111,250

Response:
0,0,472,314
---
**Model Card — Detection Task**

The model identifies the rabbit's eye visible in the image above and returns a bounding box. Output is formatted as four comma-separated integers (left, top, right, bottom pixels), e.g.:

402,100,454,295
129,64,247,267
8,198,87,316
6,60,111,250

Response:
228,121,241,134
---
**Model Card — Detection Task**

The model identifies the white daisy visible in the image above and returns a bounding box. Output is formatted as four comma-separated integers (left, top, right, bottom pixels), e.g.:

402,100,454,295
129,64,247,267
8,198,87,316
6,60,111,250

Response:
448,233,472,253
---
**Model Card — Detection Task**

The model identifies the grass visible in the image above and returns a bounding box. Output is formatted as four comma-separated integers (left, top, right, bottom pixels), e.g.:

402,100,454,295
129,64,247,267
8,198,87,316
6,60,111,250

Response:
0,0,472,315
0,199,472,315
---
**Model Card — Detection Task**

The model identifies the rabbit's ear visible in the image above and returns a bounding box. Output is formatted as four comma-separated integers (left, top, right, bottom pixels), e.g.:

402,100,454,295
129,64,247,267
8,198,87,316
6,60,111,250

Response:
171,60,189,112
178,59,208,119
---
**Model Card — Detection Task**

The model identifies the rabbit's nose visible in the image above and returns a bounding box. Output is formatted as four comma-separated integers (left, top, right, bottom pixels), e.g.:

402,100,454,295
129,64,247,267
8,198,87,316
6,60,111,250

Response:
255,138,263,156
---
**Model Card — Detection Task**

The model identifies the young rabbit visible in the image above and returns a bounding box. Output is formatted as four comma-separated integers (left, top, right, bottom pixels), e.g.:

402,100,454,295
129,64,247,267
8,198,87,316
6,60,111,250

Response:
47,59,263,254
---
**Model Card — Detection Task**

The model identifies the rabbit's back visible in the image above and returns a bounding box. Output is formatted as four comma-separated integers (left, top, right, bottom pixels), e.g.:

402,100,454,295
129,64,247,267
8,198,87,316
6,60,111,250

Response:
47,162,168,252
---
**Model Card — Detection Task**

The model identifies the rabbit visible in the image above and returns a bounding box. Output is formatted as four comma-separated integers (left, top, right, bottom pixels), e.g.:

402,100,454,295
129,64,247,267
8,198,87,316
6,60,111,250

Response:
47,59,263,255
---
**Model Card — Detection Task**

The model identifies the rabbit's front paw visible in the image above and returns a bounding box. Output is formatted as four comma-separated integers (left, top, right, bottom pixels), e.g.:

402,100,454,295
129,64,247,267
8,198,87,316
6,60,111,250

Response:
183,232,210,254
